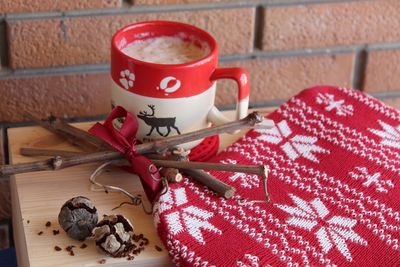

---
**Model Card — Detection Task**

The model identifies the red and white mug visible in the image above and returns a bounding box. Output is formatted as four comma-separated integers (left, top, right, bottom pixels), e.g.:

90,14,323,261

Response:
111,21,250,148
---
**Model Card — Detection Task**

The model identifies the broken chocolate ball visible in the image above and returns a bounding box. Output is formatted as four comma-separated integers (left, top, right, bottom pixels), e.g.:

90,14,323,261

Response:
58,196,98,240
92,214,136,257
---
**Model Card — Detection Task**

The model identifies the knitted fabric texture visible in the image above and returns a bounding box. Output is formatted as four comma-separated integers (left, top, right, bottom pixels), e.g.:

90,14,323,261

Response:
153,86,400,266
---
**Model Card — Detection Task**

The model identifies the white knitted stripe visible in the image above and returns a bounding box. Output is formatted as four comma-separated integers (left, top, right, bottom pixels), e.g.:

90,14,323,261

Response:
337,87,400,121
278,99,400,174
291,97,400,159
288,97,400,160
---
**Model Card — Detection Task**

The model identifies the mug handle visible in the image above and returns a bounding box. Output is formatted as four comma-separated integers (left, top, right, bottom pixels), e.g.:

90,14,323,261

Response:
207,67,250,126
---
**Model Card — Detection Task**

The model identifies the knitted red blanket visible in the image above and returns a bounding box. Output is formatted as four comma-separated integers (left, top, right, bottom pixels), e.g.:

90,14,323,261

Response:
153,86,400,266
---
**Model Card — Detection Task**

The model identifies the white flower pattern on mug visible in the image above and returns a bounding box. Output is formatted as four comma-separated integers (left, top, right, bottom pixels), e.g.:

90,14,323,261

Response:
120,69,135,90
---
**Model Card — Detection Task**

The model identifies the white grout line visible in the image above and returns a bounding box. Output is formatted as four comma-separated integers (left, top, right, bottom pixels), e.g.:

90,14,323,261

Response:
2,0,364,21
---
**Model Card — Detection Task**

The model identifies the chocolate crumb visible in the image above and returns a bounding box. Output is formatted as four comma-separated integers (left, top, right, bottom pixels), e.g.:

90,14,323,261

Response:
45,221,51,227
27,220,30,224
155,245,163,252
127,255,135,261
143,238,149,245
69,250,75,256
54,246,62,251
80,243,87,249
38,231,43,235
132,234,140,242
98,259,106,264
53,230,60,235
139,241,144,246
65,245,75,252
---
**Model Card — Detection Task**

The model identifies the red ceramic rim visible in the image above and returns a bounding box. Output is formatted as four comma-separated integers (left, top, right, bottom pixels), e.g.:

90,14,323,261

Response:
111,20,218,69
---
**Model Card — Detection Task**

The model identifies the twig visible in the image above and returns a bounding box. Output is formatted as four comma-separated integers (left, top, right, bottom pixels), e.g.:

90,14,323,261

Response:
19,147,180,161
2,112,268,176
0,150,122,176
150,160,268,178
149,153,236,199
19,147,234,198
24,114,100,151
183,169,235,199
20,148,82,157
137,111,267,154
151,159,269,201
159,168,183,183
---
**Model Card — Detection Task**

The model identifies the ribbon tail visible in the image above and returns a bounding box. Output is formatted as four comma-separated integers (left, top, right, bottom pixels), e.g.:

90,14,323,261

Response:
128,155,163,203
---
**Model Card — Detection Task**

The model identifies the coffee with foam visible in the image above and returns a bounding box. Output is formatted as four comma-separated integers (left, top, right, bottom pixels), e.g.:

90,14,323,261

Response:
122,36,210,64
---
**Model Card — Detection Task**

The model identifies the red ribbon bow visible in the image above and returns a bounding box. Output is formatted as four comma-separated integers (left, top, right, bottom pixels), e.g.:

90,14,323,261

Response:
88,106,162,203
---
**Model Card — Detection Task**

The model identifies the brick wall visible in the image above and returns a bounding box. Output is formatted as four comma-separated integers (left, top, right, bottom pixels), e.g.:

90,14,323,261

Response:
1,0,400,248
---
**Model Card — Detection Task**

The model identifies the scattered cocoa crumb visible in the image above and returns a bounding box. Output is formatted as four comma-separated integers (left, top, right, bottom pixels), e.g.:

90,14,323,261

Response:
139,241,144,246
142,238,149,245
27,220,30,224
54,246,62,251
127,255,135,261
132,234,142,242
45,221,51,227
65,245,75,252
131,247,144,256
80,243,87,249
53,230,60,235
38,231,43,235
66,245,76,256
98,259,106,264
155,245,163,252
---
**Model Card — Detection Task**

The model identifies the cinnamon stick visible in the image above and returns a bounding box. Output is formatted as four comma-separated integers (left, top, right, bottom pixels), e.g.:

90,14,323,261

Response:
2,112,267,176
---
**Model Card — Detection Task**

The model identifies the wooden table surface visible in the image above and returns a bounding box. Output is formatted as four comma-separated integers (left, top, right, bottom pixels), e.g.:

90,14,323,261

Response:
8,108,275,267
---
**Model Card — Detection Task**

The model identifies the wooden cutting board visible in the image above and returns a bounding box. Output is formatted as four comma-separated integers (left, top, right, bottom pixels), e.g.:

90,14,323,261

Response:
8,108,274,267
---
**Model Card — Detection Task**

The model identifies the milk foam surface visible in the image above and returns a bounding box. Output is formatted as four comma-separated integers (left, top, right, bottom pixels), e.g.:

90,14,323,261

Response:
122,36,210,64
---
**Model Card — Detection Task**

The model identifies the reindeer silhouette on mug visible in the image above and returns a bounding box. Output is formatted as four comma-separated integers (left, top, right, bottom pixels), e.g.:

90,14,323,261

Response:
137,105,181,137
